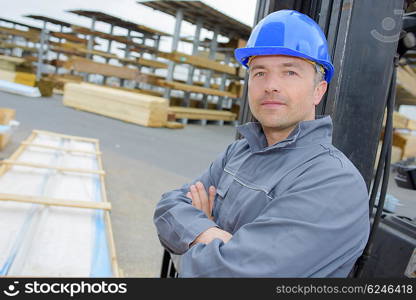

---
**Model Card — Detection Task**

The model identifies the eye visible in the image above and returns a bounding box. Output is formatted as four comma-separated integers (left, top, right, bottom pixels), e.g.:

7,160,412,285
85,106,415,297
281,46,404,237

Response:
285,70,297,76
253,71,265,77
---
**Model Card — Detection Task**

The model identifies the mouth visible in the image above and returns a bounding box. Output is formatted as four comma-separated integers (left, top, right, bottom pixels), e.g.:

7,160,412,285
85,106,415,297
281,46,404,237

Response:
260,100,286,108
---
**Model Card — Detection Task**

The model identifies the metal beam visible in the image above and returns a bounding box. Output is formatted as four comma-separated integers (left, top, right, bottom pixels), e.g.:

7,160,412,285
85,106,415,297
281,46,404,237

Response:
200,25,219,126
86,16,96,59
36,21,48,80
164,8,184,99
86,16,96,82
182,17,204,124
216,52,232,126
327,0,404,187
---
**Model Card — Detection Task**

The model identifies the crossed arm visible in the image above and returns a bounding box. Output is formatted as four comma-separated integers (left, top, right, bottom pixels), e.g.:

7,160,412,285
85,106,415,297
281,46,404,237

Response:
154,143,369,277
186,181,232,247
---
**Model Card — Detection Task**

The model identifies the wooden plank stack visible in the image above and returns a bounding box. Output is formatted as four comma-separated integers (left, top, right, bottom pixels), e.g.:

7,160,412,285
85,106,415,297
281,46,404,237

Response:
0,55,36,86
168,106,236,122
158,51,237,75
156,79,238,98
393,132,416,160
0,108,15,150
397,65,416,106
381,111,416,161
63,83,169,127
64,57,141,80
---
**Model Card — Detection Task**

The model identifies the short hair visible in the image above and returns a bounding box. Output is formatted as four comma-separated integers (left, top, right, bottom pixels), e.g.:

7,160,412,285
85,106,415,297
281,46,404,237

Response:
314,64,325,86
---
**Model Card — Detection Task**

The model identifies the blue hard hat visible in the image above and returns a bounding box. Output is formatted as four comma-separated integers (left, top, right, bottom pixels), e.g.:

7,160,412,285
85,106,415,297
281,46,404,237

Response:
235,10,335,82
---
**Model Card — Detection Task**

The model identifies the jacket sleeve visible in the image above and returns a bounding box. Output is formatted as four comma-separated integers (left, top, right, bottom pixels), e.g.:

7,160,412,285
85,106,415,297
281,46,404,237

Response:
153,142,237,255
178,161,370,277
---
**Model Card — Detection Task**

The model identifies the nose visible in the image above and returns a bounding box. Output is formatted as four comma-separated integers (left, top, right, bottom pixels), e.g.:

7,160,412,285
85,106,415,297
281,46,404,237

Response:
264,76,281,94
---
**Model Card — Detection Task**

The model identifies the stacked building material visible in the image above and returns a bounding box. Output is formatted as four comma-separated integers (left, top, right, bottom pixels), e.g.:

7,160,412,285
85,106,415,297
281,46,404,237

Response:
0,55,36,86
0,108,15,150
63,82,169,128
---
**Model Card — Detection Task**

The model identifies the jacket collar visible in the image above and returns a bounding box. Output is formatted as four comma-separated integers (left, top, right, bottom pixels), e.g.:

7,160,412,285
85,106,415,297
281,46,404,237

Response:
236,115,333,153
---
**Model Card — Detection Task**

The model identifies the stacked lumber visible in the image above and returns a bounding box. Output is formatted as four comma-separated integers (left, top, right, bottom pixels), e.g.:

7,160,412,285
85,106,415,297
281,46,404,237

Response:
72,25,159,54
0,55,36,86
71,25,137,47
0,55,25,71
158,51,237,75
64,57,140,80
111,85,164,97
0,108,15,150
381,111,416,160
0,71,36,86
63,83,169,127
169,97,217,110
156,79,238,98
49,40,100,51
375,142,403,165
383,111,416,130
227,81,243,98
14,72,36,86
0,26,39,42
43,73,83,95
50,32,90,44
396,65,416,106
393,132,416,159
53,41,167,70
168,106,236,122
134,57,167,69
0,41,38,53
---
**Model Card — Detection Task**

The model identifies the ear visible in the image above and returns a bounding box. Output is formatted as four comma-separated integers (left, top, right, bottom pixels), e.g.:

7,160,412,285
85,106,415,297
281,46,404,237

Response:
313,80,328,106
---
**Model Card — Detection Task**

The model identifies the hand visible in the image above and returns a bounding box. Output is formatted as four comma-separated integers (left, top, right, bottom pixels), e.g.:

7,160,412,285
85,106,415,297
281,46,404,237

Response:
186,181,216,220
190,227,233,247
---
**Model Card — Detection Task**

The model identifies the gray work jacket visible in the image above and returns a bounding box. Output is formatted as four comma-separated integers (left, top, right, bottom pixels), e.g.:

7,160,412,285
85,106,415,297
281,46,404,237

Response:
154,115,370,277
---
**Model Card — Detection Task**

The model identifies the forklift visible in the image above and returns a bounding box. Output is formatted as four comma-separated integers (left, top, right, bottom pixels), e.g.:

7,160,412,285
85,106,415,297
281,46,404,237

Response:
160,0,416,278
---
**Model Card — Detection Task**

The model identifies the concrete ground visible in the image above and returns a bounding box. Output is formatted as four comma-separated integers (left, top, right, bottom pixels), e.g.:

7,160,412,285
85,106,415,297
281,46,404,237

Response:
1,90,415,277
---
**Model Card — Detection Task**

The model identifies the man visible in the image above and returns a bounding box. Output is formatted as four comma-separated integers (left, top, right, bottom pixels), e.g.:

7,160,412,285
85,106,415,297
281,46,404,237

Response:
154,10,370,277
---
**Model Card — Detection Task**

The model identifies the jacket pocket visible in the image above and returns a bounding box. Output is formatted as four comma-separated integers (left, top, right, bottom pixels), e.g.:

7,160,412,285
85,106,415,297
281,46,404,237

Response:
213,171,234,220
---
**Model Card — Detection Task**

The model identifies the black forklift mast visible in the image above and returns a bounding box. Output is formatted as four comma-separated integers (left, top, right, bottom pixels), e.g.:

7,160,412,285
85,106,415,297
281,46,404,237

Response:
237,0,411,278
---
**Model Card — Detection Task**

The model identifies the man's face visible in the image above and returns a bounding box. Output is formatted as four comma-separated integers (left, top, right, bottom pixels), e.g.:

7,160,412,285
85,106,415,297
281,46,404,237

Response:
248,55,327,130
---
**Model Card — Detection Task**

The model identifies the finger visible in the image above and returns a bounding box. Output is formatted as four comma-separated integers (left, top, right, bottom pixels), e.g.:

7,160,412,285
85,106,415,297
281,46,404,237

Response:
190,184,201,210
208,186,216,216
186,192,193,204
196,181,209,216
